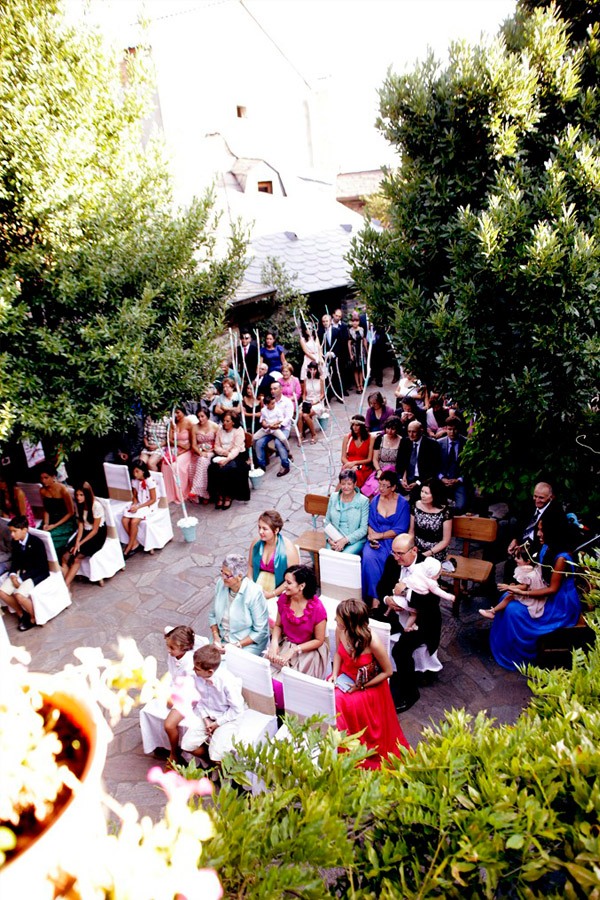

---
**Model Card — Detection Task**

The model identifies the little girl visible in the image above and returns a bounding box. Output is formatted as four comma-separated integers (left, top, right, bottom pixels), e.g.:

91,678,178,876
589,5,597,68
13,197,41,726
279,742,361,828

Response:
121,459,158,559
139,625,202,761
480,559,547,620
385,558,454,632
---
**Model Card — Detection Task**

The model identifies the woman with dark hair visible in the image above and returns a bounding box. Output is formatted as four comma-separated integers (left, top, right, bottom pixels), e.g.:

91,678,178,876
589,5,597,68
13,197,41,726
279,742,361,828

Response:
122,459,158,558
365,392,395,433
39,465,76,557
324,469,370,554
0,473,36,526
362,415,402,498
247,509,300,600
261,331,286,374
341,415,374,490
241,382,262,435
162,406,195,503
332,598,409,769
397,396,427,436
489,509,581,669
188,407,219,503
362,471,410,608
207,412,249,510
61,482,107,587
266,564,329,707
410,479,452,561
301,360,325,444
298,324,322,382
426,393,450,439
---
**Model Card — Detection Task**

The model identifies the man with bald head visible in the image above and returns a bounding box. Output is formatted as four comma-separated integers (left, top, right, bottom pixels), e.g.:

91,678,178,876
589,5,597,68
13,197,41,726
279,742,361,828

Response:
396,421,441,500
376,533,443,712
504,481,558,581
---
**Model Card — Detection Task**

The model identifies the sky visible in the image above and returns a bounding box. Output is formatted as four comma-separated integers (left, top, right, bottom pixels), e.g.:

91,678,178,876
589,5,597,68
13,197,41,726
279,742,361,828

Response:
81,0,517,171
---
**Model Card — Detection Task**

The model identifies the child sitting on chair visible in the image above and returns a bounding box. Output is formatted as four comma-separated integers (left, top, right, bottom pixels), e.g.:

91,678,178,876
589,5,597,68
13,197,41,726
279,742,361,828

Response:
385,557,455,632
180,645,246,775
480,556,546,620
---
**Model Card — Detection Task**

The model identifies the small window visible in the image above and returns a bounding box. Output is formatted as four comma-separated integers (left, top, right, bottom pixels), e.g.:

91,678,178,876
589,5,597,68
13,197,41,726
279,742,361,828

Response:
236,105,247,118
258,181,273,194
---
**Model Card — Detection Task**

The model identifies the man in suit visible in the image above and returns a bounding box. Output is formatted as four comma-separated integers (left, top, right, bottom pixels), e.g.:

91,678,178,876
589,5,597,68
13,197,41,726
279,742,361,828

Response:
255,362,275,402
375,533,442,712
319,312,346,401
396,421,441,500
0,515,49,631
438,417,469,512
236,330,259,384
504,481,557,581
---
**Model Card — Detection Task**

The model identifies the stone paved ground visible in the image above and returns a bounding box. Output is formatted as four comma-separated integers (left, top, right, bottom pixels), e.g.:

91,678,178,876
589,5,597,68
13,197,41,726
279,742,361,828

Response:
4,373,530,821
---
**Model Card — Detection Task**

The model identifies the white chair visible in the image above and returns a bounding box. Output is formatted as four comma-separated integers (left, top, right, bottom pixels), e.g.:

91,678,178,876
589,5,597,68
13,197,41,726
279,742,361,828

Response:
389,608,443,675
16,481,44,526
105,464,173,554
318,547,362,601
78,498,126,585
224,644,278,748
368,618,391,659
275,668,336,743
28,527,72,626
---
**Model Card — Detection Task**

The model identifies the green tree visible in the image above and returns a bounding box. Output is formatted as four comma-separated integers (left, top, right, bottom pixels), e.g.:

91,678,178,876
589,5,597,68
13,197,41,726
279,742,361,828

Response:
349,0,600,507
0,0,247,453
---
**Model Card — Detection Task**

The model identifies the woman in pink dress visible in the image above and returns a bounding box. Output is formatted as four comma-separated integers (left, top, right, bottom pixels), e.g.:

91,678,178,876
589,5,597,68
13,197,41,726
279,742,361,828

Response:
279,362,302,409
162,406,195,503
332,598,409,769
265,565,329,708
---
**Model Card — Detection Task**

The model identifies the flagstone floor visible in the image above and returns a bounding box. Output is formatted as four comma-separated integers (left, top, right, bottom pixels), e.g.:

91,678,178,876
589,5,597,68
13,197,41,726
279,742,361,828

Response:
5,373,531,821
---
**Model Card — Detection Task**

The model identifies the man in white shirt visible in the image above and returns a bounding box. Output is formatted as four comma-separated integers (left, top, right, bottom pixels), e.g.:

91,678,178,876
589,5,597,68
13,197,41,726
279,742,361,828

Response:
253,384,294,476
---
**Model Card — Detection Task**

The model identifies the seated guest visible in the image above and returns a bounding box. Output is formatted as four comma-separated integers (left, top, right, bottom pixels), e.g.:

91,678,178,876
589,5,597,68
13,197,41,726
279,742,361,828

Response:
362,416,402,498
324,469,369,555
397,397,427,436
487,508,581,670
426,393,450,439
365,392,395,433
396,421,441,501
331,598,409,769
280,362,302,408
39,465,76,558
266,565,329,708
255,362,275,402
241,382,262,436
376,534,443,712
207,412,250,509
209,553,269,655
213,359,236,393
362,472,410,609
180,644,246,776
300,361,326,444
0,518,11,577
253,384,294,478
61,482,107,587
122,460,158,559
0,515,49,631
139,625,197,762
504,481,557,583
341,415,374,491
188,407,219,503
438,417,469,512
0,473,36,527
162,406,195,503
213,378,242,422
410,479,452,561
139,413,169,471
247,510,299,600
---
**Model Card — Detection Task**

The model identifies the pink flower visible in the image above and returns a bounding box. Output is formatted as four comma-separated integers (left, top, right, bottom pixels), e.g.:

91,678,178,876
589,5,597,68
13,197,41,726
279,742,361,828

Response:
147,767,213,800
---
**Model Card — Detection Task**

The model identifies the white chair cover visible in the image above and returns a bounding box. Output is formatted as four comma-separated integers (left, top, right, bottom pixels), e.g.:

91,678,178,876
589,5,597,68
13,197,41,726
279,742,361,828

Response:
389,609,444,674
224,644,278,746
275,668,336,742
318,547,362,601
103,463,133,539
138,471,173,552
79,498,125,584
28,527,71,626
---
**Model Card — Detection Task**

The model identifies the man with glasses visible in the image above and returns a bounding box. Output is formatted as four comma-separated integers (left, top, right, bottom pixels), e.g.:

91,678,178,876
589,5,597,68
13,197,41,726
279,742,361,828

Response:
375,533,443,712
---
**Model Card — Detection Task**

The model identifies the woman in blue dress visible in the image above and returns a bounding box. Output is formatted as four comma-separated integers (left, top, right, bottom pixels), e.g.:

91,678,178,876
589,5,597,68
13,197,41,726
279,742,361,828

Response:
489,508,581,670
361,471,410,609
260,331,286,374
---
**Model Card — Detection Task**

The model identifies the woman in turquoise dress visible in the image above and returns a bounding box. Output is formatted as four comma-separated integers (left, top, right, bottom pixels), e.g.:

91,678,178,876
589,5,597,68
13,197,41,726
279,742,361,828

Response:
361,471,410,608
489,509,581,670
324,469,369,555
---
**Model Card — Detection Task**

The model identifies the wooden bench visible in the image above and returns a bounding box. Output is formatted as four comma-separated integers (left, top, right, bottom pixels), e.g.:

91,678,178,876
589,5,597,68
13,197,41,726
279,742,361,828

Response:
536,612,595,668
296,493,329,582
448,515,498,616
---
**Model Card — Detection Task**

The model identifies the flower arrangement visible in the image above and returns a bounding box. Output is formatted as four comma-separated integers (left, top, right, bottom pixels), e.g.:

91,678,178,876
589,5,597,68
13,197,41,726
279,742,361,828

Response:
0,639,222,899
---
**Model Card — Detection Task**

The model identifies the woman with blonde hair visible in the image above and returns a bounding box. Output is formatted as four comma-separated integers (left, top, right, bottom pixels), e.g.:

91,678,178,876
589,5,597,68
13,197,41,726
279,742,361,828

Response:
247,509,299,600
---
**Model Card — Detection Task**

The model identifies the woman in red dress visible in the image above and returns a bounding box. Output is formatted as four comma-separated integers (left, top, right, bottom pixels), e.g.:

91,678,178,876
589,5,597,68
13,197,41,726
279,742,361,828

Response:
340,415,374,490
332,598,409,769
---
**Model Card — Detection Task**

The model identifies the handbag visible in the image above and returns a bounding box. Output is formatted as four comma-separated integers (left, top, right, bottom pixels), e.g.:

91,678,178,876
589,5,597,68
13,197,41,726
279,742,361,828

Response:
356,659,381,688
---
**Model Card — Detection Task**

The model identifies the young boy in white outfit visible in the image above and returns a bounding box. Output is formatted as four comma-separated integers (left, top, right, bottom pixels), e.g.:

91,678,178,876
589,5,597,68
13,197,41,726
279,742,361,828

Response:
180,644,246,772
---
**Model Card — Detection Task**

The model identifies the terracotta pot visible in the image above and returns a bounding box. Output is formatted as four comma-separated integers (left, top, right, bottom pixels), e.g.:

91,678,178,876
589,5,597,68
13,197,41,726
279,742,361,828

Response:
0,675,110,899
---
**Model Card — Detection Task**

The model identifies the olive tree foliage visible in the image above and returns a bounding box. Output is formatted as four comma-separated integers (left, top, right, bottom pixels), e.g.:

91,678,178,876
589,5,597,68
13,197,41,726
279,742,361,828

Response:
349,1,600,506
0,0,247,452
